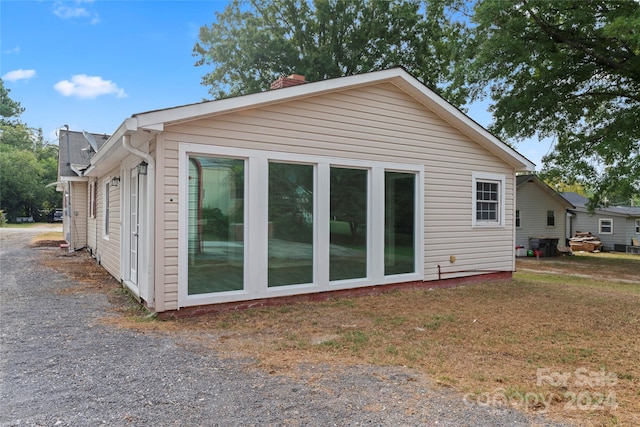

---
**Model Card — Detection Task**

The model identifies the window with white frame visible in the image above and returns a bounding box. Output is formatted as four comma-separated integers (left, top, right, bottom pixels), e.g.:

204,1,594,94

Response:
515,210,521,228
89,181,97,219
180,145,423,305
635,219,640,234
104,181,110,237
472,173,505,226
546,210,555,227
599,218,613,234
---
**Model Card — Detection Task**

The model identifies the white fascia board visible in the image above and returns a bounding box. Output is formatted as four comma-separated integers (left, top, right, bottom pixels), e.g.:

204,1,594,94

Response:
519,175,574,209
84,118,138,176
60,176,89,182
389,74,536,172
131,69,413,129
537,182,575,209
70,164,87,176
131,67,534,171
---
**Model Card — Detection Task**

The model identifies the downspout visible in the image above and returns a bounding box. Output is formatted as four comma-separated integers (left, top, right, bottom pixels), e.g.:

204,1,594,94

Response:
122,133,155,308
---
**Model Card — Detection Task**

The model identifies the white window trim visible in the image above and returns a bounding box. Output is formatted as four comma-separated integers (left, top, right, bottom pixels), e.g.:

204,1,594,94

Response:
89,180,97,219
472,172,506,227
515,209,521,229
635,218,640,234
599,218,613,235
103,179,110,240
546,210,556,228
177,143,424,308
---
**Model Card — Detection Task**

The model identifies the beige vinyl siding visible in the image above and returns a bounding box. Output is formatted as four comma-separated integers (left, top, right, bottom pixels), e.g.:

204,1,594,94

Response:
158,82,516,309
95,169,121,281
155,135,180,311
516,181,568,248
70,181,87,250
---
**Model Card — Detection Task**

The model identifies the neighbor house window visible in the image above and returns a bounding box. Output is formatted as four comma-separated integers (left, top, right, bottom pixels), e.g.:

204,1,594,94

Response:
599,218,613,234
515,210,521,228
546,210,555,227
635,219,640,234
187,156,245,295
472,173,505,226
103,181,110,237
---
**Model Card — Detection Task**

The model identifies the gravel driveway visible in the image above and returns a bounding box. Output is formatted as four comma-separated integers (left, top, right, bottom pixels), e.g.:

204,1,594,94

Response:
0,228,568,426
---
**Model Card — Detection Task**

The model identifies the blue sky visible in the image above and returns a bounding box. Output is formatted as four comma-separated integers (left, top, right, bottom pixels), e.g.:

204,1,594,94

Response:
2,0,546,168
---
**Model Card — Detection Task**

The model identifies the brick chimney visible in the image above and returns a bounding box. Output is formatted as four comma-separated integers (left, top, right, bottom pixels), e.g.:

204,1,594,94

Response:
270,74,307,90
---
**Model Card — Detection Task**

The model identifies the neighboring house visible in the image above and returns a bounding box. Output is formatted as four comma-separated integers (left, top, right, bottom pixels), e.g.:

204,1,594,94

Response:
56,129,109,251
515,174,574,250
563,192,640,252
59,68,535,315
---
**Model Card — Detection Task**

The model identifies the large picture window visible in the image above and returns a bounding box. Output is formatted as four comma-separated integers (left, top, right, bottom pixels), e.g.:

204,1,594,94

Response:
330,167,368,281
385,172,416,275
179,144,423,306
187,156,245,295
268,162,314,287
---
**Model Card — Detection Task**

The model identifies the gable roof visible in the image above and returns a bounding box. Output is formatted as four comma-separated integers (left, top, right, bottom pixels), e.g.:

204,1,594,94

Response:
87,68,535,175
562,192,640,217
58,130,109,177
516,174,574,209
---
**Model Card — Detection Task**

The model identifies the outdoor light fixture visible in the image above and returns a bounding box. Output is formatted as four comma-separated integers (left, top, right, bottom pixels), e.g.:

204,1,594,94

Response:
137,161,148,176
110,176,120,187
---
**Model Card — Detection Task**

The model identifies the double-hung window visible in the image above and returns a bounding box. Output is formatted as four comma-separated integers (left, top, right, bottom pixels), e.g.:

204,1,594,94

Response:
599,218,613,234
546,210,555,227
472,173,505,226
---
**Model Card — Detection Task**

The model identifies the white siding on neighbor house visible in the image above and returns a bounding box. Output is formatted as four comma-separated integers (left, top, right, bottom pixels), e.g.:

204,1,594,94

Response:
94,169,121,281
624,217,640,245
70,181,88,250
515,181,569,248
155,83,516,310
570,211,632,250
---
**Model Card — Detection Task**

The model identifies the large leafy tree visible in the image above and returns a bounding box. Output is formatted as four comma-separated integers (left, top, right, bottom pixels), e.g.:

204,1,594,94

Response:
194,0,470,106
467,0,640,207
0,79,59,220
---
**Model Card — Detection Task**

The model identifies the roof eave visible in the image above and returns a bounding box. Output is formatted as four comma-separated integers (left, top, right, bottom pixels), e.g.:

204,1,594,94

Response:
130,68,535,171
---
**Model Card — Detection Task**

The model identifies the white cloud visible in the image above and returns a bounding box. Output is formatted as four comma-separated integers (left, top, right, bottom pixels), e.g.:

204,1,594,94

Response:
4,46,21,55
2,69,37,82
53,1,99,24
54,74,127,99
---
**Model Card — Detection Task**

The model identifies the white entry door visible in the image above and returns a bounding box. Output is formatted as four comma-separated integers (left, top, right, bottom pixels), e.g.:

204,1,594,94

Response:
130,168,139,286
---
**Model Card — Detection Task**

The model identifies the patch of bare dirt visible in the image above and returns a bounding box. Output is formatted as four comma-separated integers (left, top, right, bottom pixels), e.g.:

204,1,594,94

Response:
37,246,640,426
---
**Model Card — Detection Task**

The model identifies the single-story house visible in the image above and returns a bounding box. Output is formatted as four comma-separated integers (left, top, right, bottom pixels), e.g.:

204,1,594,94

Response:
58,68,535,315
55,129,109,250
515,174,574,253
562,192,640,252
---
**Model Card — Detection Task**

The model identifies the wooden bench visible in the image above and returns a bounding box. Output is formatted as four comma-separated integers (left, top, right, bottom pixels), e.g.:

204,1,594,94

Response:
627,238,640,254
